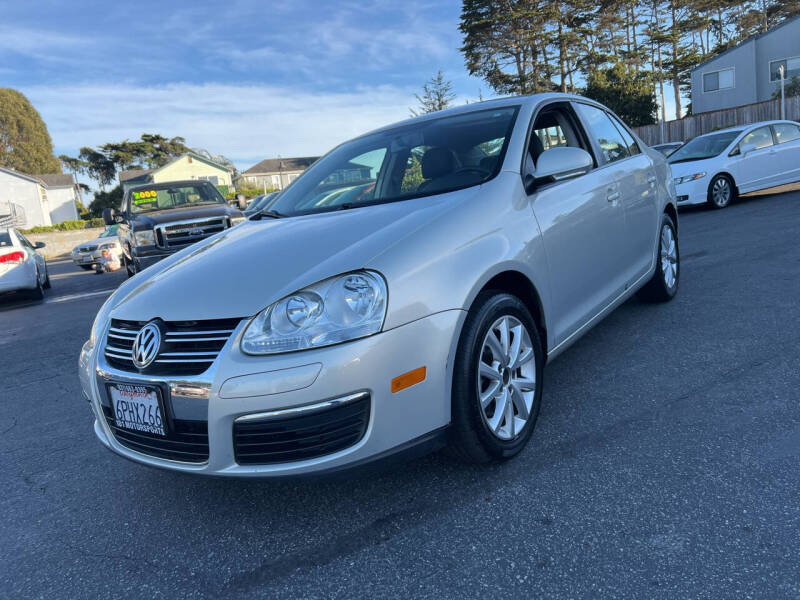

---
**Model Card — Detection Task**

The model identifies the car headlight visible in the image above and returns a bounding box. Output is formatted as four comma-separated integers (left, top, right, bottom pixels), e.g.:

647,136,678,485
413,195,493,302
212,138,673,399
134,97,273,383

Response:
673,172,706,185
231,216,246,225
99,242,117,250
241,270,387,355
133,229,154,245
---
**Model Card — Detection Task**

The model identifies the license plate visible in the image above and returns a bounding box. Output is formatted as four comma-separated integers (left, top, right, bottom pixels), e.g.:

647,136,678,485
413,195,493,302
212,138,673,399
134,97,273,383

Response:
82,256,93,263
108,383,165,436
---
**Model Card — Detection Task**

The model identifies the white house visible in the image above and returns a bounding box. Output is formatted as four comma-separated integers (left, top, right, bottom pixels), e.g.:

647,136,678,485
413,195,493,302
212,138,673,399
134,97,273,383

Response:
0,167,80,228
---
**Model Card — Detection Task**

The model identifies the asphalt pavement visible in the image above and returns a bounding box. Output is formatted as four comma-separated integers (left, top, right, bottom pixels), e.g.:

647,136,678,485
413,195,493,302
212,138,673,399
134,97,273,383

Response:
2,189,800,599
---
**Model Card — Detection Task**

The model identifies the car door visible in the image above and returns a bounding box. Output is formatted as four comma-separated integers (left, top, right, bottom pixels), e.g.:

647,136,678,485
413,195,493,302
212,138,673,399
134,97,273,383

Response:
771,123,800,186
527,102,629,347
15,231,44,281
733,126,777,193
606,111,660,283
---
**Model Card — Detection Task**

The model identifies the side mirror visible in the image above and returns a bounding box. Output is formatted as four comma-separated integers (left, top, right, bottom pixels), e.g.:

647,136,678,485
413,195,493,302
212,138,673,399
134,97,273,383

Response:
529,147,593,190
102,208,116,226
740,143,757,155
34,241,46,249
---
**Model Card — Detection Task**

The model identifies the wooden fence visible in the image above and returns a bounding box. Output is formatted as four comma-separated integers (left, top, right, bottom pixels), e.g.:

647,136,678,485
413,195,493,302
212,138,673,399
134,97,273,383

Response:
632,96,800,145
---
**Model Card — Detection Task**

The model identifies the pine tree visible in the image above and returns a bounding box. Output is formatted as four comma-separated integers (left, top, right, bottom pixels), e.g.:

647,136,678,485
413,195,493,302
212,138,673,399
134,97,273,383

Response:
410,71,457,116
0,88,61,175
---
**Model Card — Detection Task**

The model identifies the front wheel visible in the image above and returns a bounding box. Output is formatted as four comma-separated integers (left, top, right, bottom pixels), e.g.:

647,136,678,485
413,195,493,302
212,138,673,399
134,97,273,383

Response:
637,213,679,302
707,174,735,209
449,292,544,464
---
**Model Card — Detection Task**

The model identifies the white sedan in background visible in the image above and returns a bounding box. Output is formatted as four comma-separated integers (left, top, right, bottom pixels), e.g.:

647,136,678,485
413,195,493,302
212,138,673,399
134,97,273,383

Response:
71,225,123,270
0,227,50,299
669,120,800,209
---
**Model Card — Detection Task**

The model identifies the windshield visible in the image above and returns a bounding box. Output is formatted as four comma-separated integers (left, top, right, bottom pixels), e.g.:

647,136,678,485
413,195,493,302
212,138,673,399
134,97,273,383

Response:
270,106,519,217
128,182,226,214
0,231,13,247
247,192,277,213
668,131,741,163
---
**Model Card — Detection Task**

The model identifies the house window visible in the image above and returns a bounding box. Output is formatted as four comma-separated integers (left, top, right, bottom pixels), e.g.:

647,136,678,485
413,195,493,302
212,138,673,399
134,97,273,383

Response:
703,68,734,92
770,57,800,81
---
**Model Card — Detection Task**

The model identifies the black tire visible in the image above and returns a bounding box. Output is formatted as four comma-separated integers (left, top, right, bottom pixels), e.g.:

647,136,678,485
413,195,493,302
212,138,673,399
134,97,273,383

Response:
707,174,736,209
80,265,94,271
637,213,679,303
29,270,45,300
448,291,544,464
123,254,135,278
43,263,51,289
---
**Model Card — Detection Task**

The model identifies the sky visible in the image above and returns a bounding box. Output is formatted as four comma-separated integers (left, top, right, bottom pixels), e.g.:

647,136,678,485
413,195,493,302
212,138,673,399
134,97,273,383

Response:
2,0,489,177
3,0,679,182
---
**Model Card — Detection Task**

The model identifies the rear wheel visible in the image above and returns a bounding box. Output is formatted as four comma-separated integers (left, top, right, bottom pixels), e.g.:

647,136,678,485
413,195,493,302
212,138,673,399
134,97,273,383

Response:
637,213,679,302
123,254,135,278
29,269,45,300
707,174,735,209
449,291,544,464
43,263,51,289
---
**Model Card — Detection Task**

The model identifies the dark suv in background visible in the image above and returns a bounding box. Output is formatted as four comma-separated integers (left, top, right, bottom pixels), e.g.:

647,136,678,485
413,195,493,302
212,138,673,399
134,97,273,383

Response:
103,180,245,276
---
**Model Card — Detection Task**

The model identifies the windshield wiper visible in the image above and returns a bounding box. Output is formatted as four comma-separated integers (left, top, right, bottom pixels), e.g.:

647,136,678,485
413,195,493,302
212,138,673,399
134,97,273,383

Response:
250,209,285,221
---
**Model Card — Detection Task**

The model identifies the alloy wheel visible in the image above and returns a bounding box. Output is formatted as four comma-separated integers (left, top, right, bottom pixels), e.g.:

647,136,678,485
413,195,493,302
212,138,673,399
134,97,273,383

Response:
477,315,537,440
712,177,731,207
661,224,678,289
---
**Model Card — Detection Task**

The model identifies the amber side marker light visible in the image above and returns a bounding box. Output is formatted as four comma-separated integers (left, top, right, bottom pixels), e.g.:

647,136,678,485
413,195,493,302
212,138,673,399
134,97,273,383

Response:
391,366,426,393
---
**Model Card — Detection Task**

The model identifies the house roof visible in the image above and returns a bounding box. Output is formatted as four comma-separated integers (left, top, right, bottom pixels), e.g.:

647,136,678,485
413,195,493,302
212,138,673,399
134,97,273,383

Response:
242,156,319,175
691,14,800,72
35,173,76,187
118,168,153,183
0,165,42,184
118,152,231,185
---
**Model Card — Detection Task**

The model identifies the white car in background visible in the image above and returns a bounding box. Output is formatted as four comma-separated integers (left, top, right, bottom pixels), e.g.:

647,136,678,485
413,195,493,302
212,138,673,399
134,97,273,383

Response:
71,225,123,270
669,120,800,209
0,227,50,299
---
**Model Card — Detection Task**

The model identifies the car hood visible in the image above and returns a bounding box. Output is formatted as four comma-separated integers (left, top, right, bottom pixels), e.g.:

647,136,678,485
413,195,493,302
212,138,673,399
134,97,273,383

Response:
130,205,241,227
108,192,467,322
668,157,718,178
75,235,119,248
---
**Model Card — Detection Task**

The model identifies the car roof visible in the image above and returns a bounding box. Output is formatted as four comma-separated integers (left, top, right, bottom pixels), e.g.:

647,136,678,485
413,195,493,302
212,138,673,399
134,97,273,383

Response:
699,120,798,137
360,92,591,138
127,179,214,192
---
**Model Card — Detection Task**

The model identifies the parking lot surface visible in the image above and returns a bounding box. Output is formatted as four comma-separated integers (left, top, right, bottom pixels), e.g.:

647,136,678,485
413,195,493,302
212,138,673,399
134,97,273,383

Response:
2,190,800,599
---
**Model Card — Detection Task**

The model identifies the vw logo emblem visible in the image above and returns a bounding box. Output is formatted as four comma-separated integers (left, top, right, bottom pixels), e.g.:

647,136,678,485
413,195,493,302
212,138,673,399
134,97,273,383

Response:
132,321,162,369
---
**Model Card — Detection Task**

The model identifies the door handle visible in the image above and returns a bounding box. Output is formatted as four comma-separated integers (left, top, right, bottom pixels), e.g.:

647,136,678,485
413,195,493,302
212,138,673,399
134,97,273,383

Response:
647,175,657,184
607,191,621,202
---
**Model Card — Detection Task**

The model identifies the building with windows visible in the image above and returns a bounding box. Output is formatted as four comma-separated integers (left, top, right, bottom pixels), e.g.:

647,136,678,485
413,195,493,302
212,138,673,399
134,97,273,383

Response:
238,157,319,191
690,15,800,114
0,167,80,228
118,152,233,193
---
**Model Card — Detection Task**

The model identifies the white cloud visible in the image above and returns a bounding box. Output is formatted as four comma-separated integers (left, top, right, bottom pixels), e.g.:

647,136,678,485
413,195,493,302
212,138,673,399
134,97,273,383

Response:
22,82,417,170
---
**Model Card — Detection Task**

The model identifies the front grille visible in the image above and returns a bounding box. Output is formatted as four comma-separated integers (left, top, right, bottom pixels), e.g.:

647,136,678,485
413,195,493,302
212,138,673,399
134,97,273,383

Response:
79,245,98,252
233,394,370,465
101,404,208,463
104,317,241,376
154,218,228,249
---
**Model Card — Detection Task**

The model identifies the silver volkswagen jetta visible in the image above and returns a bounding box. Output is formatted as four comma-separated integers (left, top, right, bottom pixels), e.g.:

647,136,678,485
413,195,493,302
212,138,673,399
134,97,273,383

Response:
79,93,679,476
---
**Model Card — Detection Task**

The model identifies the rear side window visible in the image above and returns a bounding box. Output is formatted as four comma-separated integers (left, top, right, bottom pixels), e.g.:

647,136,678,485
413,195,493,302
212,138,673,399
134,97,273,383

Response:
0,232,13,247
575,103,630,164
773,123,800,144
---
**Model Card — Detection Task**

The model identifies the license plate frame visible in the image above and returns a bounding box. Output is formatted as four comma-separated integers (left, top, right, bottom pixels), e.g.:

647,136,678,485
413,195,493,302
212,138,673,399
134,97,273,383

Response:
107,382,168,437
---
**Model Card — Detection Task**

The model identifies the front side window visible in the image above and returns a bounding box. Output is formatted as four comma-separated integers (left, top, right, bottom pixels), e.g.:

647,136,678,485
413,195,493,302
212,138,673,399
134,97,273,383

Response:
575,103,630,164
703,68,734,92
608,114,640,155
740,126,774,151
128,182,226,214
270,106,519,217
668,131,742,163
770,57,800,81
773,123,800,144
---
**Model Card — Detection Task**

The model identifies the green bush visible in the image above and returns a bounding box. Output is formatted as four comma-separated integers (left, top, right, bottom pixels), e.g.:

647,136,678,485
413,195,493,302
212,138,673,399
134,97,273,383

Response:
20,219,107,234
227,183,277,199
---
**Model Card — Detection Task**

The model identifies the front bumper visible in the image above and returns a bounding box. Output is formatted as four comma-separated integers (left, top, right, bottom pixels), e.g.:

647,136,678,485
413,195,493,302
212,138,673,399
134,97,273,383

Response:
674,177,709,206
80,310,464,477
